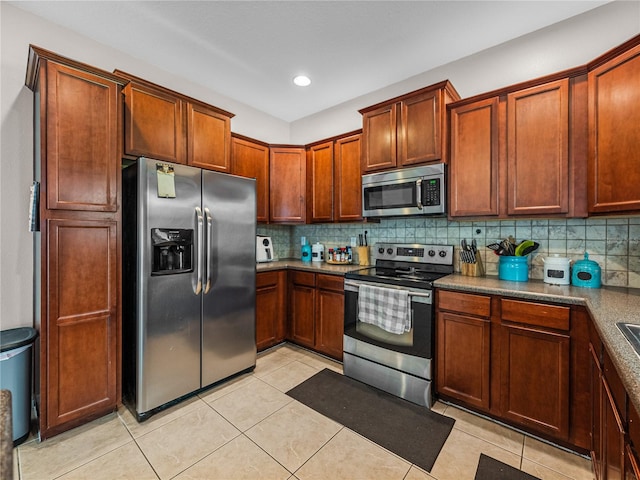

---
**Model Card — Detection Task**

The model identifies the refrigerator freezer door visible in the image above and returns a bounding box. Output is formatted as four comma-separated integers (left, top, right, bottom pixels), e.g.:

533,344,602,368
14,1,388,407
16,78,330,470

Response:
137,159,202,414
201,170,257,387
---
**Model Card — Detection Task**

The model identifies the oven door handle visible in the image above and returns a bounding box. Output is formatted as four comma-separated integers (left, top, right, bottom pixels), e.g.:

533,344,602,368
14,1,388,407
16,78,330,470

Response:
344,279,432,302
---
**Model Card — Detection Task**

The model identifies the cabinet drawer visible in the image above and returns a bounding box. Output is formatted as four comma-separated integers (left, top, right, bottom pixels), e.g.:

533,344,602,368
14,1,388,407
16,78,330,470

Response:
257,270,283,288
291,270,315,287
317,273,343,292
438,290,491,317
501,299,569,331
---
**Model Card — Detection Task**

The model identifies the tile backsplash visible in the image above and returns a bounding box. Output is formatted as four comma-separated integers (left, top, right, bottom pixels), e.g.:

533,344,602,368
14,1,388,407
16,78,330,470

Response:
258,216,640,288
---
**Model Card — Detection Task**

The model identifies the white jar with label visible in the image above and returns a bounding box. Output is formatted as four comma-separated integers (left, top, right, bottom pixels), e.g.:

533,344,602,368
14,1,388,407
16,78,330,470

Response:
542,255,571,285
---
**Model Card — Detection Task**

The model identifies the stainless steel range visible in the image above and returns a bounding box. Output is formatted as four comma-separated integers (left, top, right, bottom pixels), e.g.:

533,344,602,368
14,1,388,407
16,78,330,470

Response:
343,243,454,408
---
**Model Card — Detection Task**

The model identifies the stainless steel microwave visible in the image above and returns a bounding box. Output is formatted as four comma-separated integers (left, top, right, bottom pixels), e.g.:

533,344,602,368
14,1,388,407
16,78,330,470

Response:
362,164,446,218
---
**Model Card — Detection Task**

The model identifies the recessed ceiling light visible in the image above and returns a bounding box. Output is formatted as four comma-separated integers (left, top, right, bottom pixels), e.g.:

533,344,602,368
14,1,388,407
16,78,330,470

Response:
293,75,311,87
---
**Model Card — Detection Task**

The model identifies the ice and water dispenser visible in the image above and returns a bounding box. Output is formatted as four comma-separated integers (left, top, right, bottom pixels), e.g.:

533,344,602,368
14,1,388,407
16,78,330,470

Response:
151,228,193,274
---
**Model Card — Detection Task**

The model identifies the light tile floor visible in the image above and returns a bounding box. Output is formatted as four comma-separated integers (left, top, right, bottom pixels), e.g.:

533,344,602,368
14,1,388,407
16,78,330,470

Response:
14,344,594,480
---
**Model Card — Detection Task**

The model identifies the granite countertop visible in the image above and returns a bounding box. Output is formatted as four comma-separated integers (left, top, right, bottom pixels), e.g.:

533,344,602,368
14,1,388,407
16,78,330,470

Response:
434,274,640,412
256,258,365,276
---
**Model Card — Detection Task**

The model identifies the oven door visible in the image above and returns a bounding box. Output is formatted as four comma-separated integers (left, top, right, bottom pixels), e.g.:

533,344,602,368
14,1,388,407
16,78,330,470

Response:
343,279,433,359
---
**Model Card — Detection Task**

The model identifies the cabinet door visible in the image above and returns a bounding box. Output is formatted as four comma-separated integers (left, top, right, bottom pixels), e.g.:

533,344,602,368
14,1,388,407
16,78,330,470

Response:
123,81,186,164
270,147,306,223
362,103,397,172
507,79,569,215
307,142,334,223
334,133,363,222
604,378,626,480
256,271,286,351
436,311,490,410
400,90,440,166
499,322,570,440
315,275,344,360
187,102,231,172
289,272,315,348
232,137,270,223
44,219,118,433
591,344,605,480
45,62,119,212
449,97,500,217
588,42,640,214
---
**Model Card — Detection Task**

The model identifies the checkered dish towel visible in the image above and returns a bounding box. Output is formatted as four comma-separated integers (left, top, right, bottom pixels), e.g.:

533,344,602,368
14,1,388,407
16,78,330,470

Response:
358,284,411,334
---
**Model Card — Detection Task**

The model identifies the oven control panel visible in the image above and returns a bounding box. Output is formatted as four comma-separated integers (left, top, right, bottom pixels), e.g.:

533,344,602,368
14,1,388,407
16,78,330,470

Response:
374,243,453,266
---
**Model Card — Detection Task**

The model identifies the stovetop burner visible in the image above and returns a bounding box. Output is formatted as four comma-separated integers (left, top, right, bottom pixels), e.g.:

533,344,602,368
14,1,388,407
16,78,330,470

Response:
345,243,454,289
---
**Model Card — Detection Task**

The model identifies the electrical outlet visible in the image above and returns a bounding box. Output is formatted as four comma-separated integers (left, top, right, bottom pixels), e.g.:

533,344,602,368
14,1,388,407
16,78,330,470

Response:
350,237,357,247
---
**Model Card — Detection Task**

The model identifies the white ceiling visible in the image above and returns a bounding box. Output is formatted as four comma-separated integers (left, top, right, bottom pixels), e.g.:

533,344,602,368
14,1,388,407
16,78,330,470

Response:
10,1,610,122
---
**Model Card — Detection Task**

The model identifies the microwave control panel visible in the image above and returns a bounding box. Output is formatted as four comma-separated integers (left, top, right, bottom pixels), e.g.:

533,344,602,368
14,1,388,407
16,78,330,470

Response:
422,178,441,206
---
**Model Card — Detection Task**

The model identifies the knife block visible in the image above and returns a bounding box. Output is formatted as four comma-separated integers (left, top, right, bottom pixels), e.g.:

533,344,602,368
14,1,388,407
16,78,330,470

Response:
461,253,485,277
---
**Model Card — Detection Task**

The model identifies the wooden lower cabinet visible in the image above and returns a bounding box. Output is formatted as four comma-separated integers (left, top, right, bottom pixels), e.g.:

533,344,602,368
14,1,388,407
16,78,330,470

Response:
42,218,119,437
289,271,316,349
436,291,491,410
315,274,344,360
436,289,589,449
288,271,343,360
256,271,286,351
590,322,640,480
499,322,570,440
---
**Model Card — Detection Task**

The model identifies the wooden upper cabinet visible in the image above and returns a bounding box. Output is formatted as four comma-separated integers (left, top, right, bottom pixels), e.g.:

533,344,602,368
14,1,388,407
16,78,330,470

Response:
121,80,187,164
115,70,234,171
270,147,306,223
401,90,439,166
334,133,363,222
231,135,270,223
187,101,231,172
448,71,587,219
449,97,500,217
588,37,640,214
507,79,569,216
42,62,121,212
361,103,397,171
307,141,334,223
360,81,459,173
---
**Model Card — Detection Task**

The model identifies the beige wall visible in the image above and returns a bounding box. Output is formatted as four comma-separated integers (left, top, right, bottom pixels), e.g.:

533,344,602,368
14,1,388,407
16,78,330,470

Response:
1,1,639,330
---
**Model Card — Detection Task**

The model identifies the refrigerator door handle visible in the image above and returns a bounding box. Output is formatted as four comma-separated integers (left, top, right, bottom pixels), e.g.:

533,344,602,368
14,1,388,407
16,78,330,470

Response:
194,206,204,295
203,207,213,294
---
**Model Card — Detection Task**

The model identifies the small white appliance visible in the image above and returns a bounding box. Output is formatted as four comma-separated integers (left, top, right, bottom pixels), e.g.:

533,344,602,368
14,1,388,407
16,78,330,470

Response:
256,236,274,263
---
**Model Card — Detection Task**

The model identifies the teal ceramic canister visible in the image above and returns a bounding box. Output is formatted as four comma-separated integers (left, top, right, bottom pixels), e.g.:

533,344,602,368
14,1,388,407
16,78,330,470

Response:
498,256,529,282
571,252,601,288
301,244,312,262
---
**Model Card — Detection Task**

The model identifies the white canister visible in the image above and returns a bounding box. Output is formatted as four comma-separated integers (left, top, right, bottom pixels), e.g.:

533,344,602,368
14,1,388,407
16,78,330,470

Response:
543,255,571,285
311,242,324,262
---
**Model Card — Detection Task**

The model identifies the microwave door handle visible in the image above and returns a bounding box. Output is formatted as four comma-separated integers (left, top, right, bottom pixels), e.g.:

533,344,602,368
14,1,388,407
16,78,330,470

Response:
416,179,423,210
203,207,212,294
194,207,204,295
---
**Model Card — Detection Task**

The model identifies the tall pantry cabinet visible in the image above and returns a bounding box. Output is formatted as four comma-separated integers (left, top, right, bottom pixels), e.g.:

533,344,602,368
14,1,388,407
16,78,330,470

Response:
26,46,125,439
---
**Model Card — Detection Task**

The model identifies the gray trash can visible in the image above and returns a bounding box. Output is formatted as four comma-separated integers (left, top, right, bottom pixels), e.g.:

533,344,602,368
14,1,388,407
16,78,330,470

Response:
0,327,37,445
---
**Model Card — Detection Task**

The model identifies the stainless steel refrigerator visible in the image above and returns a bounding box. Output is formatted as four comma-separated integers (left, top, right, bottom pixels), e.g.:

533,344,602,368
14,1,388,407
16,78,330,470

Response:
122,157,256,421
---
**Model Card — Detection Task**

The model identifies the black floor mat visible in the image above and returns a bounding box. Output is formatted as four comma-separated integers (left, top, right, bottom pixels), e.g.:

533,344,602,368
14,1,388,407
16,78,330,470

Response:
286,368,455,472
474,454,541,480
